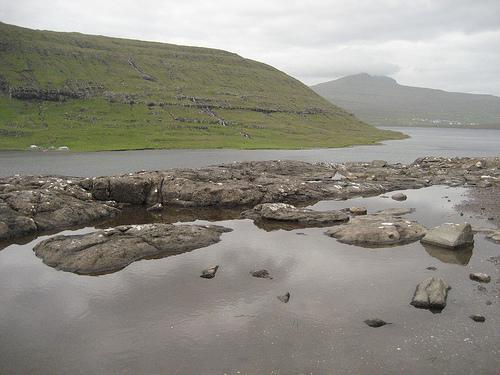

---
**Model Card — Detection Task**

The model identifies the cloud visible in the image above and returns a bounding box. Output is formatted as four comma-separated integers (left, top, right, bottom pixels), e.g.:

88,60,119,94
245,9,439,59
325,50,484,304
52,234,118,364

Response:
1,0,500,95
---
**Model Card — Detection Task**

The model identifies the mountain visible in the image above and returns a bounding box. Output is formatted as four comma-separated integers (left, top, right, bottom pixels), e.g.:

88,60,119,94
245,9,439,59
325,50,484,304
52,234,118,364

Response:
311,73,500,128
0,23,403,151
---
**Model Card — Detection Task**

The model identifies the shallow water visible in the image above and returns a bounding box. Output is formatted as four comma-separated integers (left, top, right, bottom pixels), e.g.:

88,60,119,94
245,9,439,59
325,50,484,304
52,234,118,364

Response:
0,185,498,374
1,127,500,177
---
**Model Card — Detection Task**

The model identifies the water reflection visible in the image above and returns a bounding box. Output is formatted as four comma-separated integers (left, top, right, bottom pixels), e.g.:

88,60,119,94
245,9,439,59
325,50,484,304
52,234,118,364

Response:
422,244,473,265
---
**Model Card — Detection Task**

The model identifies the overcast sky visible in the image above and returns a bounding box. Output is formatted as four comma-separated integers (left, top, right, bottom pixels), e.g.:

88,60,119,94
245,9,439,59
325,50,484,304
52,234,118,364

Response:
1,0,500,95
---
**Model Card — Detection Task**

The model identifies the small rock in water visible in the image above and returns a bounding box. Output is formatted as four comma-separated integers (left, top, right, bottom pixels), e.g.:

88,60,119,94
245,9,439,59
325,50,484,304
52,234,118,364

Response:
250,269,273,279
200,265,219,279
426,266,437,271
296,232,307,236
364,319,390,328
470,315,485,323
146,202,163,212
391,193,407,201
410,277,451,311
469,272,491,283
486,300,492,306
277,292,290,303
349,206,367,215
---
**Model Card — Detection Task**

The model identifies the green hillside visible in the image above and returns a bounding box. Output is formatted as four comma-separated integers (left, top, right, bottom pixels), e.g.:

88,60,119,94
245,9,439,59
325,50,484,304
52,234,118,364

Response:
0,22,404,151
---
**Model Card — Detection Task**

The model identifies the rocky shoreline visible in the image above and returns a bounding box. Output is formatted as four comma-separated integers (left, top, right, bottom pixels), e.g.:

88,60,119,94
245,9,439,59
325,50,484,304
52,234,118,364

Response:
1,156,499,243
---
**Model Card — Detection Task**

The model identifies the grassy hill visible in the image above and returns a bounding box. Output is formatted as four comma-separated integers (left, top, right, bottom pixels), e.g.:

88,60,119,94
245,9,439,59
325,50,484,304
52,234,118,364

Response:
312,73,500,128
0,23,403,151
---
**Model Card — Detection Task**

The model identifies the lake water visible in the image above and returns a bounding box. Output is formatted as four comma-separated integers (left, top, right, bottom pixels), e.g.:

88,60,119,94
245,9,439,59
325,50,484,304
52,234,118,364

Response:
0,186,499,374
1,127,499,374
1,127,500,177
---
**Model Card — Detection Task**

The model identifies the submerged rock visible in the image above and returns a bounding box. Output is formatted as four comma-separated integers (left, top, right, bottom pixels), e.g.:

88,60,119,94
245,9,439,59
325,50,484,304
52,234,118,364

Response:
375,207,415,216
325,213,426,247
250,269,273,279
241,203,348,227
422,243,473,265
364,319,390,328
410,277,451,311
469,273,491,283
146,202,163,212
200,265,219,279
421,223,474,249
277,292,290,303
33,224,231,275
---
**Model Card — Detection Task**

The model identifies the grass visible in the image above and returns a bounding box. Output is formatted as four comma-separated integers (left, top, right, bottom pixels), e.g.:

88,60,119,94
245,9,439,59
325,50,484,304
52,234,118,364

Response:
0,22,405,151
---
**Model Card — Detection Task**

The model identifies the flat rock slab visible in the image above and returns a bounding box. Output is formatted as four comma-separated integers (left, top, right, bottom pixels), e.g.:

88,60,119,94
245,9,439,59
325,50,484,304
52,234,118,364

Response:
241,203,348,227
410,277,451,311
33,224,232,275
325,213,426,247
421,223,474,249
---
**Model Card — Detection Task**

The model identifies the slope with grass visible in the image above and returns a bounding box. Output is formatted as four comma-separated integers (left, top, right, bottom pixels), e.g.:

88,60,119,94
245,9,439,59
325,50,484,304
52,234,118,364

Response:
312,73,500,128
0,23,404,151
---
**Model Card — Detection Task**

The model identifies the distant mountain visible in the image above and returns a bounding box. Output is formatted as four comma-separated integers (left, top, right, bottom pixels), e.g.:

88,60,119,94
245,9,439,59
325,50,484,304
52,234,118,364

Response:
311,73,500,128
0,23,403,151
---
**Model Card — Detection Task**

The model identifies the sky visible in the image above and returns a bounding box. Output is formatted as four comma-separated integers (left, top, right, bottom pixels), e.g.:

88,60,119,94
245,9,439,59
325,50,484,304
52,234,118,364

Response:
1,0,500,95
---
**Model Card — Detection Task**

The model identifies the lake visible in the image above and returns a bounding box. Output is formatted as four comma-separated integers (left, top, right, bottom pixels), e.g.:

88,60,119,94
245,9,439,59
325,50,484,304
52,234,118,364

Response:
0,127,499,374
1,127,500,177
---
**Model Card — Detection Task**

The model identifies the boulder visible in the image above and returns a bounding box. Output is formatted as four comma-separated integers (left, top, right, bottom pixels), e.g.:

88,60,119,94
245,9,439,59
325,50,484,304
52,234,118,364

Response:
391,192,407,201
410,277,451,311
421,223,474,249
348,206,367,215
325,214,426,247
469,273,491,283
33,224,231,275
200,265,219,279
241,203,348,227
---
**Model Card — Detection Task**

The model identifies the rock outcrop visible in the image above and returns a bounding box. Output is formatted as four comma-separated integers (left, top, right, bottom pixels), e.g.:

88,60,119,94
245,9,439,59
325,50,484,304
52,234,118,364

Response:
2,157,499,242
421,223,474,249
33,224,231,275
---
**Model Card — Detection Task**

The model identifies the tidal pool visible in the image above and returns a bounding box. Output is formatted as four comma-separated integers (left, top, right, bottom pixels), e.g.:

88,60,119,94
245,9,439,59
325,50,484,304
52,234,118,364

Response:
0,186,498,374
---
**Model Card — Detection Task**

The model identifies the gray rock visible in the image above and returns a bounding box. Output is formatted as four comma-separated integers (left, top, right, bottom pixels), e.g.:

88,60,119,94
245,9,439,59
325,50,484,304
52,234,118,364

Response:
201,265,219,279
470,315,485,322
325,214,426,247
371,160,387,168
349,206,367,215
364,319,390,328
277,292,290,303
146,202,163,212
486,229,500,244
469,273,491,283
242,203,348,227
421,223,474,249
410,277,451,311
391,192,407,201
250,269,272,279
33,224,231,275
426,266,437,271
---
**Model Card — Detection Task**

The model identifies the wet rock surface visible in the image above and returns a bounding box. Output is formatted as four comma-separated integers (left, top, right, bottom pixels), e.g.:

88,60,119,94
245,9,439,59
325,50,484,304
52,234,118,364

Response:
325,212,426,247
421,223,474,249
33,224,231,275
241,203,348,227
1,157,499,242
410,277,451,311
